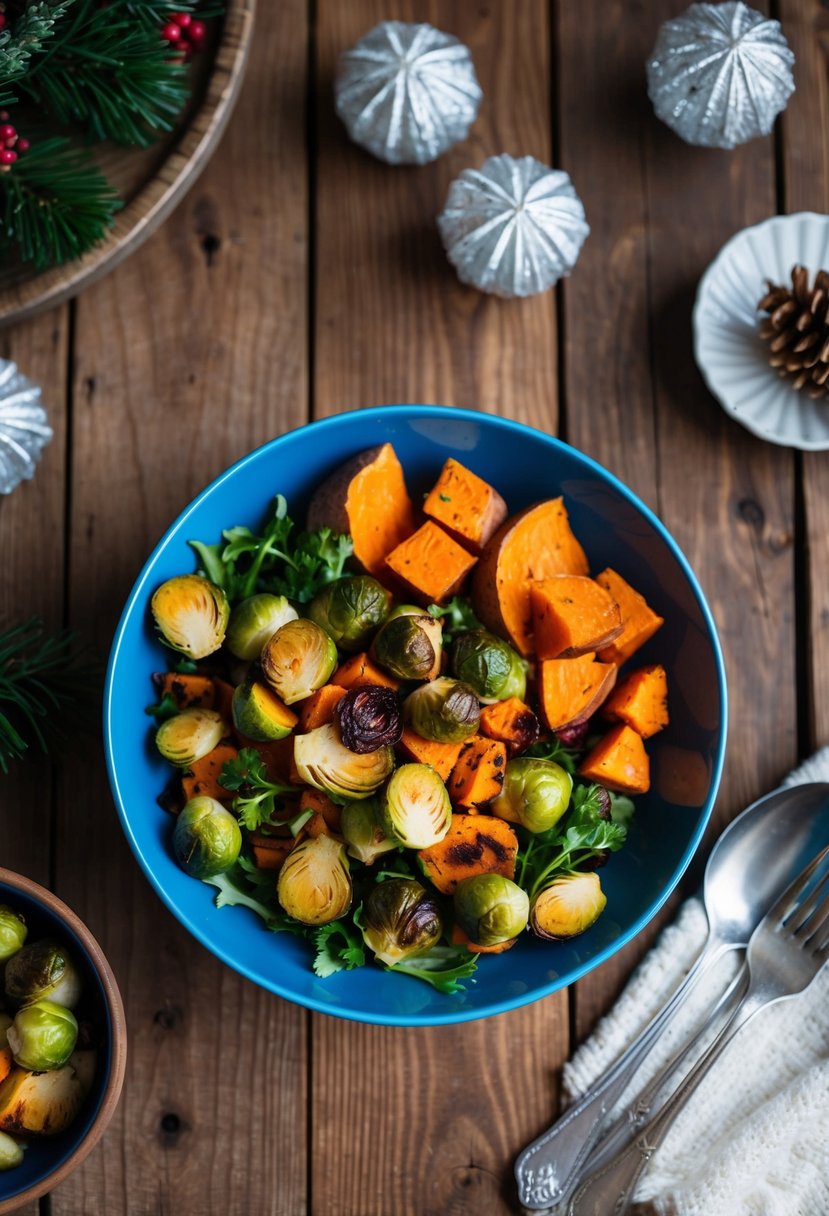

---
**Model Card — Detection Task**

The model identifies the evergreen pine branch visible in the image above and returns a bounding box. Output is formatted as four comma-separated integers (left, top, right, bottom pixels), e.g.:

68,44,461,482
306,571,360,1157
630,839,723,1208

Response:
0,617,100,774
0,1,76,88
0,136,120,269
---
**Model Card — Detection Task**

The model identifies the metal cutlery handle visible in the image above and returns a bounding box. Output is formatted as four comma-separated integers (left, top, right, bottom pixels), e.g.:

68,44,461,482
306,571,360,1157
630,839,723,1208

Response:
514,937,728,1210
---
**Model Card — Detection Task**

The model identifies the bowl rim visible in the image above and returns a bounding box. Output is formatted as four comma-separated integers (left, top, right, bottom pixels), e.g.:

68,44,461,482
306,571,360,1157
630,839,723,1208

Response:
104,404,728,1025
0,869,127,1213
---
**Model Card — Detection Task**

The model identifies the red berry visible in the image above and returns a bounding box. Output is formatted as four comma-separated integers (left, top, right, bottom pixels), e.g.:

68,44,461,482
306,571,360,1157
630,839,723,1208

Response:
172,11,191,26
0,124,15,141
16,138,29,153
0,149,17,165
161,21,181,41
188,19,206,41
174,39,189,52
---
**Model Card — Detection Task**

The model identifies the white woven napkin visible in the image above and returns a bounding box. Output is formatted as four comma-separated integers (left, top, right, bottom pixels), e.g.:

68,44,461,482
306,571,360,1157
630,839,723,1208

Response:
561,747,829,1216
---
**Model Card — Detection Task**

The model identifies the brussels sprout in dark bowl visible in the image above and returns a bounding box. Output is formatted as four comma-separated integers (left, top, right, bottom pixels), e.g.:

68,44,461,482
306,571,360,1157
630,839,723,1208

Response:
0,870,126,1213
105,405,726,1026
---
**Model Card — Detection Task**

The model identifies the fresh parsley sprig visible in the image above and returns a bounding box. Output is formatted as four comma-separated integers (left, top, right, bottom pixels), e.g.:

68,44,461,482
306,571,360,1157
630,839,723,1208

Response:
516,782,629,900
384,944,479,994
313,916,366,978
218,747,303,833
426,595,482,642
203,863,306,936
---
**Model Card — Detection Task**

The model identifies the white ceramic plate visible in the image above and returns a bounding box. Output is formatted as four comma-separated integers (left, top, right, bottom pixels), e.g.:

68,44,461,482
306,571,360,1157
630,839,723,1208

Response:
694,211,829,450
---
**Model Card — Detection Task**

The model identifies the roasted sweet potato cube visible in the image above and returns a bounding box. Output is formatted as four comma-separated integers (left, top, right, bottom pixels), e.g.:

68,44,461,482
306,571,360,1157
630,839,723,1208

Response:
152,672,216,710
531,575,623,660
603,664,668,739
479,697,541,756
448,737,508,807
298,684,347,731
538,654,617,731
595,569,664,666
384,520,477,606
181,743,238,803
419,813,518,894
578,724,650,794
333,652,400,691
247,830,293,871
423,458,508,553
396,728,464,782
298,787,342,832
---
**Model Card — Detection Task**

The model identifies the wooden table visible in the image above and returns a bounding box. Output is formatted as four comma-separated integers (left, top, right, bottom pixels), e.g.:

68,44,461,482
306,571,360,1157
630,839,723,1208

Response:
3,2,825,1212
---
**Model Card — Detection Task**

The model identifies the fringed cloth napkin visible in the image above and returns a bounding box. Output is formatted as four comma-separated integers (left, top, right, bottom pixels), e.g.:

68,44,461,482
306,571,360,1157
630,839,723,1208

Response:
560,748,829,1216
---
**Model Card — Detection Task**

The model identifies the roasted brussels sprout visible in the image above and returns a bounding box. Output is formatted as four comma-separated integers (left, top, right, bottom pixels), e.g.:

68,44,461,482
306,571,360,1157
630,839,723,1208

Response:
155,707,227,767
530,872,606,940
340,798,398,864
308,576,391,652
0,1130,23,1170
361,879,442,965
0,1051,95,1135
451,629,527,703
4,939,82,1010
294,723,394,799
0,906,26,963
172,796,242,878
7,999,78,1072
403,677,480,744
335,686,402,753
260,619,337,705
381,763,452,849
232,681,296,742
151,574,229,660
226,594,298,660
371,612,443,681
490,758,573,834
453,873,529,947
277,834,352,926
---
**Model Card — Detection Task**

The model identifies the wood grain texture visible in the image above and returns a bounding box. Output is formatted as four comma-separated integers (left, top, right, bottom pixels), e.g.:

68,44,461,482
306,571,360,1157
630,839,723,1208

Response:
312,4,567,1213
778,0,829,750
48,5,310,1213
557,0,796,1040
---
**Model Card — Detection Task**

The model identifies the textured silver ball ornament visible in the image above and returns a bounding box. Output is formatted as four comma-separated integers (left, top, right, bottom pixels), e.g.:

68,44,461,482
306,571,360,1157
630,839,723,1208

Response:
0,359,53,496
437,154,589,299
647,1,795,149
335,20,482,166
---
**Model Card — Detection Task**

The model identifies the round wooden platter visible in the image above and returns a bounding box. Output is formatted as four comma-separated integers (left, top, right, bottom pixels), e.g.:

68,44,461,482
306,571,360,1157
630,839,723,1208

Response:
0,0,255,328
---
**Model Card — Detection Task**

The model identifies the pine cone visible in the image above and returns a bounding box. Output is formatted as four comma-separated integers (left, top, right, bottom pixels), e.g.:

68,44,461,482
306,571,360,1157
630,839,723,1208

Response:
758,265,829,399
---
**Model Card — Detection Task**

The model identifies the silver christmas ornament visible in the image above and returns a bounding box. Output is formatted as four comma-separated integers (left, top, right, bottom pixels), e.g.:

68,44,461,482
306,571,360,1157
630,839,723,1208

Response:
0,359,52,495
437,154,589,299
647,1,795,150
335,21,482,166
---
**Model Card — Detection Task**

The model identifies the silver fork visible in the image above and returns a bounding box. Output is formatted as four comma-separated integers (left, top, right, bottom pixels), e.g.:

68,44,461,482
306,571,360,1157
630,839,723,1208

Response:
568,844,829,1215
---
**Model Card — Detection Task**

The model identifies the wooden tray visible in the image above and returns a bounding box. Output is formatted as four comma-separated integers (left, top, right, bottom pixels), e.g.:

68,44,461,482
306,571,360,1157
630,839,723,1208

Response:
0,0,255,328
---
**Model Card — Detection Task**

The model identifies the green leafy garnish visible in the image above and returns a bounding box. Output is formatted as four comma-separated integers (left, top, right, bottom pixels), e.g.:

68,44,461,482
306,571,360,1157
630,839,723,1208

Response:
524,735,581,776
203,865,304,936
144,690,178,724
313,915,366,977
516,782,628,899
384,944,479,994
174,657,199,675
218,747,301,832
610,793,636,827
426,595,483,642
190,494,353,605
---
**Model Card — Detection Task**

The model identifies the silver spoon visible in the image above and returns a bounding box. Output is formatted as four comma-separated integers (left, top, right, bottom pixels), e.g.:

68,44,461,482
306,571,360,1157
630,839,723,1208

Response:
514,781,829,1211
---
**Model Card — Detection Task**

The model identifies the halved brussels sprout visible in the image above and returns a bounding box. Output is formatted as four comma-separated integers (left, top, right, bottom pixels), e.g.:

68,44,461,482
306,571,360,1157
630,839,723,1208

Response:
260,619,338,705
340,798,398,864
451,630,527,703
490,758,573,834
0,906,26,963
277,834,352,926
403,677,480,744
308,576,391,652
0,1129,23,1170
7,999,78,1072
4,940,83,1011
232,681,296,742
294,723,394,799
361,879,442,965
173,796,242,878
531,872,606,939
155,707,227,767
226,594,298,660
381,763,452,849
151,574,229,660
371,613,443,681
453,873,529,947
0,1051,95,1136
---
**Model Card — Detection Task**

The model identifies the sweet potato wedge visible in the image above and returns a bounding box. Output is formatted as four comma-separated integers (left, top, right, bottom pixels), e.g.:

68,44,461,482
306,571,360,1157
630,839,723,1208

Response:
479,697,541,756
471,498,590,656
298,684,347,731
595,569,664,666
538,654,617,731
448,737,508,808
530,575,622,660
152,672,216,710
182,742,239,803
603,664,668,738
333,652,400,691
422,458,508,553
396,728,464,782
384,520,477,606
212,677,236,724
298,787,342,832
578,724,650,794
419,814,518,894
306,443,415,580
247,830,293,871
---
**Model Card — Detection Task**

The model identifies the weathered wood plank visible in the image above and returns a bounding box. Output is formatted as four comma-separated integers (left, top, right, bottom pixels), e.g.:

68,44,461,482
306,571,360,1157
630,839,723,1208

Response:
312,4,565,1213
49,5,310,1212
557,0,795,1039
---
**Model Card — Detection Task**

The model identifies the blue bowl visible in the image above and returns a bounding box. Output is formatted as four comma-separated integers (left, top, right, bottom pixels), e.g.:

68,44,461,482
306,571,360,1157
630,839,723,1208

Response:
0,871,126,1213
105,406,727,1025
